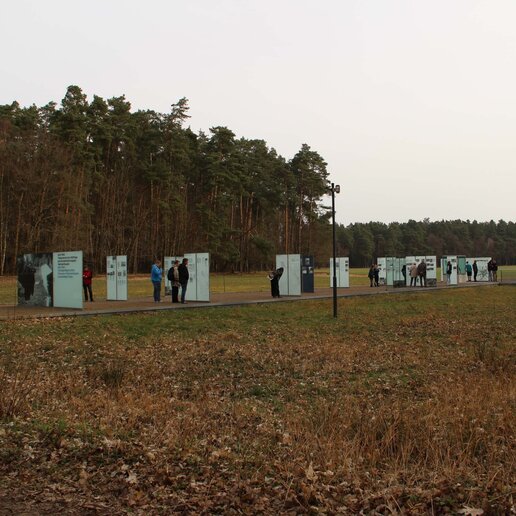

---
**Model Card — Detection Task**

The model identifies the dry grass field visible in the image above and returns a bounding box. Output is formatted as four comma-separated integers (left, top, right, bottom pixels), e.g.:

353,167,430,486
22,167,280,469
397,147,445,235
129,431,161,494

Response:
0,287,515,513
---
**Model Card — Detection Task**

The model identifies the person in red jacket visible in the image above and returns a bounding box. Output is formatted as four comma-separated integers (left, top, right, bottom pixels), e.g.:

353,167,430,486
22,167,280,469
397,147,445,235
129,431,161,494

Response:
83,265,94,302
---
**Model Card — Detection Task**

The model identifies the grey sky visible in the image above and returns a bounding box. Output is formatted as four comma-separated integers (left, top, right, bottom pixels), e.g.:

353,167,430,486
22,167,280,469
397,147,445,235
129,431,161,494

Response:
2,0,515,224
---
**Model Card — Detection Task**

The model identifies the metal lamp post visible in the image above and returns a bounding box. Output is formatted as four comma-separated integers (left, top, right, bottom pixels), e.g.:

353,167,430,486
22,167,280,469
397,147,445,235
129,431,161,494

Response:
331,183,340,318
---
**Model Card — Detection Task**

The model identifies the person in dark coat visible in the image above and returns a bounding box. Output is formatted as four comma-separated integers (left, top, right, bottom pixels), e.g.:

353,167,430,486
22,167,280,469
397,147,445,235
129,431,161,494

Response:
268,267,284,298
417,260,427,287
368,265,375,287
19,262,36,301
169,260,180,303
373,264,380,287
178,258,189,304
473,260,478,282
446,260,452,284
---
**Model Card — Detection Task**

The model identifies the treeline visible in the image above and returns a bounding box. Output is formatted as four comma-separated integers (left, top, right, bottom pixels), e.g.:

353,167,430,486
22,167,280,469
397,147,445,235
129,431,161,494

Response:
1,86,515,274
0,86,329,274
337,219,516,267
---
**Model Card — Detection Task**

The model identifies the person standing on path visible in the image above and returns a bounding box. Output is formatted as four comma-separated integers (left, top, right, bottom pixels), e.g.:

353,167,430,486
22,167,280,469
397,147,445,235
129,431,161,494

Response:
446,260,452,285
465,261,473,282
368,265,375,287
373,264,380,287
268,267,284,298
492,259,498,282
178,258,189,304
170,260,180,303
417,259,427,287
473,260,478,282
151,259,163,302
409,263,418,287
82,265,93,302
487,259,493,281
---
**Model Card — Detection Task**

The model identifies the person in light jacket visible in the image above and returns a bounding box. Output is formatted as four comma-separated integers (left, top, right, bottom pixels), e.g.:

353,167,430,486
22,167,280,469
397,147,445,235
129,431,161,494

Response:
409,263,418,287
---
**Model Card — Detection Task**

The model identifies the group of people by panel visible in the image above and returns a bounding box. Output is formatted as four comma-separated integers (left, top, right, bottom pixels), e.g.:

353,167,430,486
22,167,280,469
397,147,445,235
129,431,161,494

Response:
150,258,190,303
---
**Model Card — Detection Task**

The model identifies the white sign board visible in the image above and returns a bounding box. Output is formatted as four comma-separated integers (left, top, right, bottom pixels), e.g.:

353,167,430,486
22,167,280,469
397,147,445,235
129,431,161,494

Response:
276,254,289,297
288,254,301,296
107,255,128,300
184,253,197,302
377,257,387,285
53,251,83,309
329,257,349,288
470,257,491,282
196,253,210,302
116,255,128,300
107,256,117,300
275,254,301,296
405,256,432,286
177,252,210,302
441,256,458,285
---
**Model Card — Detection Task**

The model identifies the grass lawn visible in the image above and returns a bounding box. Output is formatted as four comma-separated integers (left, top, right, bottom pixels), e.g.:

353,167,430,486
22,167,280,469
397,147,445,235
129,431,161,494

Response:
0,287,514,513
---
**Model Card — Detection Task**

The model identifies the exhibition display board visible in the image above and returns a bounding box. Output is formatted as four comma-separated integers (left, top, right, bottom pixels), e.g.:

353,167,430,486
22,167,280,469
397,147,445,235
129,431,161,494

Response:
301,256,314,293
441,256,458,285
469,257,491,282
106,255,128,300
377,257,387,285
53,251,83,309
380,257,405,287
17,253,54,306
17,251,83,308
276,254,301,296
389,257,407,287
406,256,437,286
172,252,210,302
329,257,349,288
457,256,467,283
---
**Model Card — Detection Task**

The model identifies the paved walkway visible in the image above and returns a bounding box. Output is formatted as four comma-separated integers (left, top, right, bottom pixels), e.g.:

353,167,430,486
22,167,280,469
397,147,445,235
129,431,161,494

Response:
0,281,506,320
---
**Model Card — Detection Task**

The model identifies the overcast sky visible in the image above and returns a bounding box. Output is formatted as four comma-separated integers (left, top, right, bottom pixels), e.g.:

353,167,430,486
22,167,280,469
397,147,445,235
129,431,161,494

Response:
2,0,515,224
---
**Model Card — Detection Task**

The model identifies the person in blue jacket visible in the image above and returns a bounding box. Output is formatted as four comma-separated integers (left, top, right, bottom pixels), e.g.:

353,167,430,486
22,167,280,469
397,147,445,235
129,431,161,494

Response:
151,259,162,302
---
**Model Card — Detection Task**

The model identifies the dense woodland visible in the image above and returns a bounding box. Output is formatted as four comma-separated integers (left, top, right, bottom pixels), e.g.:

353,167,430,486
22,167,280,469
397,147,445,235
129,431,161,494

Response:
1,86,515,274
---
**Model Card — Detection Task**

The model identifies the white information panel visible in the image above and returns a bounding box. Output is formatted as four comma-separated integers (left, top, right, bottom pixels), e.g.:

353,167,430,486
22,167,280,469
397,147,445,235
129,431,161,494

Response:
184,253,197,302
470,257,490,282
441,256,458,284
425,256,437,286
377,257,387,285
276,254,288,296
288,254,301,296
405,256,428,286
116,256,128,300
107,256,117,300
196,253,210,302
107,255,128,300
164,256,174,296
329,257,349,288
53,251,83,309
275,254,301,296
